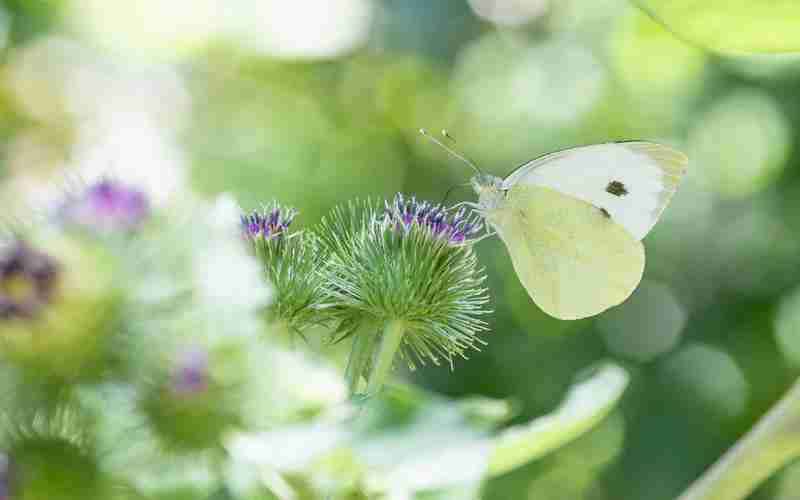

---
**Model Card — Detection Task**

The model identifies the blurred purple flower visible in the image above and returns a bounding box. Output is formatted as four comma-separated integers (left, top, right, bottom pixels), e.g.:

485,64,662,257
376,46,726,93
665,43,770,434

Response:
62,180,149,232
384,193,483,245
171,348,210,396
241,204,297,240
0,241,60,321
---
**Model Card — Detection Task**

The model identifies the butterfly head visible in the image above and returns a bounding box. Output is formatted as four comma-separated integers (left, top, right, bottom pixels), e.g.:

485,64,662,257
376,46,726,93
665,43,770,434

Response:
471,174,504,210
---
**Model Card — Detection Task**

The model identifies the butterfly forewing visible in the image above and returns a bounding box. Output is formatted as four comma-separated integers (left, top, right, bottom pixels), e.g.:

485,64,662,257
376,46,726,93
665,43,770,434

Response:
501,142,688,241
486,185,645,320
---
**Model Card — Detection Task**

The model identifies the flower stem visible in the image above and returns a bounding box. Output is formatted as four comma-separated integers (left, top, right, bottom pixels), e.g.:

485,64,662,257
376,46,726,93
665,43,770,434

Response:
678,377,800,500
344,322,377,397
364,320,406,397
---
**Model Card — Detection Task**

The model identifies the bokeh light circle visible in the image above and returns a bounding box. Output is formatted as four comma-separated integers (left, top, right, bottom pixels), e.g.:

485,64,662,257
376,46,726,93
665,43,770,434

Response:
689,89,791,199
775,286,800,367
67,0,373,60
236,0,373,59
611,11,706,95
67,0,222,58
660,343,749,419
467,0,548,27
598,281,686,362
456,36,605,127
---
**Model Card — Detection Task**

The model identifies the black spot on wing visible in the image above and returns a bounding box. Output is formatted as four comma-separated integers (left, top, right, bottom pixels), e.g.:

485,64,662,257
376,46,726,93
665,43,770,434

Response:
599,207,610,218
606,181,628,197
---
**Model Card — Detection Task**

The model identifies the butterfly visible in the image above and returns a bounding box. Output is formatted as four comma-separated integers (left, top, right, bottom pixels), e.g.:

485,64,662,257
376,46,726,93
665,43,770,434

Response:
421,130,688,320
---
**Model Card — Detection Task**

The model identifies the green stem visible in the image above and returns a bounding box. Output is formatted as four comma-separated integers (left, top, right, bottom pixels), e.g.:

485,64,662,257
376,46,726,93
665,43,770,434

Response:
678,377,800,500
364,320,406,397
344,322,377,397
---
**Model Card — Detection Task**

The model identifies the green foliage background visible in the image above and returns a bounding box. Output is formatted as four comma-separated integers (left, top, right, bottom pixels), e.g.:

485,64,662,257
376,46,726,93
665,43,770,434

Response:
1,1,800,498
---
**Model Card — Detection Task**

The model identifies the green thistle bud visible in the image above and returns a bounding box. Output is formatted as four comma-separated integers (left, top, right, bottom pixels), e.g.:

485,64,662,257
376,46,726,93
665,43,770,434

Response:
317,194,490,397
0,236,124,383
242,203,328,338
0,406,111,500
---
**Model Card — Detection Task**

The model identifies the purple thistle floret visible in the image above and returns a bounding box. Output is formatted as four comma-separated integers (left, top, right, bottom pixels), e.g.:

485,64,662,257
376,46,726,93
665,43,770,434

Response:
384,193,483,245
0,241,60,321
171,347,210,396
241,204,298,241
63,179,149,232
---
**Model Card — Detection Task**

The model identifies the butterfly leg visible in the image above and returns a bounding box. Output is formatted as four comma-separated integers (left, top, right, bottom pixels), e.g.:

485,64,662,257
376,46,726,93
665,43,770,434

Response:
448,201,482,211
469,226,497,244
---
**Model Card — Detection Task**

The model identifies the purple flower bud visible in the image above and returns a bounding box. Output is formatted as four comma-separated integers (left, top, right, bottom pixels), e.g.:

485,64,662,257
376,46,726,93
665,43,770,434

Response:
62,180,149,233
242,204,298,241
384,194,483,246
0,241,60,321
268,208,280,227
246,218,260,236
171,348,210,396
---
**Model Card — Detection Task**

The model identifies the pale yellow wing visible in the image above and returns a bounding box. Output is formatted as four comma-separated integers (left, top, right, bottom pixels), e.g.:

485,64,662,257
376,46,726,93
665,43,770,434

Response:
502,142,688,241
486,185,645,320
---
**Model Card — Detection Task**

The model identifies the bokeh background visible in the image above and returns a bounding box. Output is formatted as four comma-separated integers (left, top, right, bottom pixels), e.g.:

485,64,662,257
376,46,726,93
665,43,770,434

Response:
1,1,800,498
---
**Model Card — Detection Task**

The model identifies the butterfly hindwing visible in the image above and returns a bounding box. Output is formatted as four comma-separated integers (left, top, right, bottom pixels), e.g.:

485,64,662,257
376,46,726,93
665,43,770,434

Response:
486,185,645,320
502,142,687,241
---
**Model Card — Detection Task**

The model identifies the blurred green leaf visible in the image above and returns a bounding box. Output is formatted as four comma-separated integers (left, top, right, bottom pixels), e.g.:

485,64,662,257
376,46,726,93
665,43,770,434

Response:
678,377,800,500
633,0,800,53
488,363,629,477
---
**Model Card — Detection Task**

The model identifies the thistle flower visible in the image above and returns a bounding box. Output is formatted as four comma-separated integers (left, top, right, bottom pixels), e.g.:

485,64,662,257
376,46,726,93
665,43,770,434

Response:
241,203,297,241
0,236,124,382
0,241,60,321
317,194,490,397
61,179,149,233
384,193,483,245
171,347,210,396
243,203,327,337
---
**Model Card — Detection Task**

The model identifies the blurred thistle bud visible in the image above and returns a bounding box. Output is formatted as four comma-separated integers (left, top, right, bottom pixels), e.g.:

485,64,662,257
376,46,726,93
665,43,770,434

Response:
171,347,210,396
0,235,124,382
317,195,490,398
242,203,327,338
143,344,244,452
0,241,60,321
0,406,111,500
60,179,149,233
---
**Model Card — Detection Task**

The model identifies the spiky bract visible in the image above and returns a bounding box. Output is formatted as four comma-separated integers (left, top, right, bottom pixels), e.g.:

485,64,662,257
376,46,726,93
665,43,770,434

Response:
244,203,328,335
318,197,489,369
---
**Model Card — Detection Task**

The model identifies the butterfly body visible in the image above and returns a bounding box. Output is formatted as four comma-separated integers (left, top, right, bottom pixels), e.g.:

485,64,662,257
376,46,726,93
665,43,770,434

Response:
471,142,687,320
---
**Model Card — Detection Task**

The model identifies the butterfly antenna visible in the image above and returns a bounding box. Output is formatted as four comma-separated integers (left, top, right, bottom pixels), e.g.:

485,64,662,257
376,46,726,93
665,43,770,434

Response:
419,128,483,175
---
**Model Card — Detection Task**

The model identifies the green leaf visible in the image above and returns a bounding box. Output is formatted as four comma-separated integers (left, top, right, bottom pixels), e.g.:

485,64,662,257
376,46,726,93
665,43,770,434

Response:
225,366,629,497
633,0,800,53
488,363,629,477
678,377,800,500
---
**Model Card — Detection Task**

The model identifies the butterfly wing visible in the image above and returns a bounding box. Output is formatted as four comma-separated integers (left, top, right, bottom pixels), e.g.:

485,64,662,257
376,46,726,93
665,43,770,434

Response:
486,185,645,320
502,142,687,240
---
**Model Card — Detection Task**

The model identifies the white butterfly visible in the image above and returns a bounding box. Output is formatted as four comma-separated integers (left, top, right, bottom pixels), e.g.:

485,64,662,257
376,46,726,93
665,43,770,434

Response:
423,131,688,320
